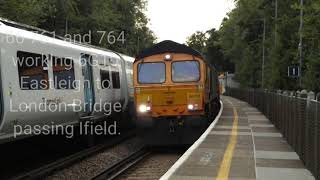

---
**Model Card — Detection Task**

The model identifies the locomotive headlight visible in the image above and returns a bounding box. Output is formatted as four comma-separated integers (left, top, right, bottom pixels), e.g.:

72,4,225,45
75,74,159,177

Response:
139,104,151,113
187,104,194,110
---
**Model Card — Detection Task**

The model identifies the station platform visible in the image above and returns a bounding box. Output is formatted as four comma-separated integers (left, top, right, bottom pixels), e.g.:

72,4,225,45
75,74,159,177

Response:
161,96,315,180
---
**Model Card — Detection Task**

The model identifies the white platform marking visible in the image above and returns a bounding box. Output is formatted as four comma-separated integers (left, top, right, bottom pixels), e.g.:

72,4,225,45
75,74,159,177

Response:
256,151,300,160
253,132,282,137
211,131,252,136
250,124,274,128
256,167,315,180
216,125,251,130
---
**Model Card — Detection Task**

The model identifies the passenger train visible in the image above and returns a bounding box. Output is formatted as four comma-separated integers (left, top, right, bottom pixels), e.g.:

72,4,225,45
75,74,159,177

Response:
133,40,220,145
0,19,134,144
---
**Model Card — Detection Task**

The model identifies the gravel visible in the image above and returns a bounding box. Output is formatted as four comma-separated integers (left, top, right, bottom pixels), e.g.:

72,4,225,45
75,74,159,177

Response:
116,153,182,180
46,137,144,180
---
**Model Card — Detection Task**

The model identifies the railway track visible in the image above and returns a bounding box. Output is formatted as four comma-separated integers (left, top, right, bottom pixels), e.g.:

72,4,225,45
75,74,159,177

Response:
91,148,150,180
12,131,137,180
93,148,184,180
11,132,185,180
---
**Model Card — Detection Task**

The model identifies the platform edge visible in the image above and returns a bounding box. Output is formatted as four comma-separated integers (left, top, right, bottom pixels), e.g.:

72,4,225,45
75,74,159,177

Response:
160,100,224,180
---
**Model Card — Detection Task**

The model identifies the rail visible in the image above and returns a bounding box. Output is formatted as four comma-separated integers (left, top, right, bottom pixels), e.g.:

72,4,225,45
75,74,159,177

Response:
226,88,319,179
91,148,150,180
12,131,136,180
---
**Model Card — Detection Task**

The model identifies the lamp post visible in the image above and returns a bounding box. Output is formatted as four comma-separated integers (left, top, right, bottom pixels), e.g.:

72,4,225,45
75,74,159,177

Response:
262,17,266,88
275,0,278,47
299,0,304,88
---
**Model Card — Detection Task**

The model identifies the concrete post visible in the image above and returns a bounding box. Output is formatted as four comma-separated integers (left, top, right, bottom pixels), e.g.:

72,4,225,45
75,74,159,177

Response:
316,92,320,102
307,91,315,101
290,91,295,97
300,90,308,99
316,92,319,161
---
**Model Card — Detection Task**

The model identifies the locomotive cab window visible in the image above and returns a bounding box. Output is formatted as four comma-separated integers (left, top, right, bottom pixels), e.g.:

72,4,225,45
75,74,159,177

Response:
52,57,76,89
138,62,165,84
17,51,49,90
172,61,200,82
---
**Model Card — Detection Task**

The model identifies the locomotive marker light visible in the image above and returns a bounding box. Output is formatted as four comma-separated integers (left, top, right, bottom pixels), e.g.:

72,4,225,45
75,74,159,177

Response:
164,54,172,61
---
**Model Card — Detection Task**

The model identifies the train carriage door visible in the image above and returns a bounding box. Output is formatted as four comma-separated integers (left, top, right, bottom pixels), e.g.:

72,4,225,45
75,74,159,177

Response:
81,54,95,114
118,56,129,111
110,58,121,102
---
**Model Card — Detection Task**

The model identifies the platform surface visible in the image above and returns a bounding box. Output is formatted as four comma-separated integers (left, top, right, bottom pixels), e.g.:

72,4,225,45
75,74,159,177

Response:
162,96,315,180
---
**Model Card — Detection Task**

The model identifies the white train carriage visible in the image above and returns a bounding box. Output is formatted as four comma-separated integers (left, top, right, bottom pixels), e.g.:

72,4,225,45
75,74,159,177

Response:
0,21,134,144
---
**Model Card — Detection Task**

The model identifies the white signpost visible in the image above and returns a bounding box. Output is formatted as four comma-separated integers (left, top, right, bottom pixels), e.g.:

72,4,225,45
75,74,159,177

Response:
288,66,300,78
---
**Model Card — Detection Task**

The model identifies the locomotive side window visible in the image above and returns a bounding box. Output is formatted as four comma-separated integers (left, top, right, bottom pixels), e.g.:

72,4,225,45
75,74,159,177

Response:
52,57,76,89
207,67,212,93
111,70,120,89
100,68,111,89
17,51,49,90
172,61,200,82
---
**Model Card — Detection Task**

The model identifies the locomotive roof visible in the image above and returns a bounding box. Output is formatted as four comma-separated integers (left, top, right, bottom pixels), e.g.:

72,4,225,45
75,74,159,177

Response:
135,40,203,60
135,40,217,71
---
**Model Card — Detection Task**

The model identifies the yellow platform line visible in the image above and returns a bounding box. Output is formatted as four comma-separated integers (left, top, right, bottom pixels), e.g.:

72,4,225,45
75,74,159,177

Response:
216,101,239,180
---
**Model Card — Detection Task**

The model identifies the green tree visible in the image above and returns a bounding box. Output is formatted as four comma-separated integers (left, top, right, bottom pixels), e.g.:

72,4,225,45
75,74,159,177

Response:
0,0,156,56
204,29,233,72
186,31,208,53
0,0,53,26
186,29,234,73
216,0,319,91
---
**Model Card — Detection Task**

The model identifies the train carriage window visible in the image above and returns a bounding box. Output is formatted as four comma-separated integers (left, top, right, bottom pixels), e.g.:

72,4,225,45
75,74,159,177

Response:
111,70,121,89
52,57,76,89
17,51,49,90
100,68,111,89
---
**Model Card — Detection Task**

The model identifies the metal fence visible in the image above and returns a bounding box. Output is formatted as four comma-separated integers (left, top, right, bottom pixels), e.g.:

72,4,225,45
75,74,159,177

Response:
226,88,320,179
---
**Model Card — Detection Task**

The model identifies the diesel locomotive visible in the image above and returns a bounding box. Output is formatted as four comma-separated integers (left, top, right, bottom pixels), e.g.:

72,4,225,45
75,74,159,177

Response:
133,40,220,145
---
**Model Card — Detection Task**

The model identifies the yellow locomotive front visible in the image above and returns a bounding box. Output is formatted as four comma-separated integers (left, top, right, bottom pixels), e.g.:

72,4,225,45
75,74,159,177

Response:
133,40,220,145
134,54,205,117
